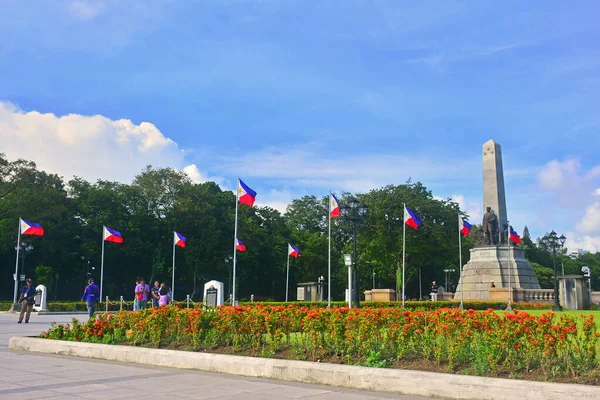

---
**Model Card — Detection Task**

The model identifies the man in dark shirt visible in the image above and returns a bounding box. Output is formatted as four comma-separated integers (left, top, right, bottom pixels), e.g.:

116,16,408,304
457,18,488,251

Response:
18,278,36,323
81,278,100,318
151,281,160,308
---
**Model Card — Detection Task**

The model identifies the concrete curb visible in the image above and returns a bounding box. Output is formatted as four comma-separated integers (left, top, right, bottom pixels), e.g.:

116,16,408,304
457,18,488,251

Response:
9,337,600,400
36,311,88,315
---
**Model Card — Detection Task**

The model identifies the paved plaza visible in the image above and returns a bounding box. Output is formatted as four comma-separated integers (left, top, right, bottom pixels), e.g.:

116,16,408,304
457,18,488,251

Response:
0,312,438,400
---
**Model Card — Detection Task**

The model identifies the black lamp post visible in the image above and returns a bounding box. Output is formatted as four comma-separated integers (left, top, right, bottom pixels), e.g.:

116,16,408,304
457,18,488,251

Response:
15,242,34,278
541,230,566,311
340,197,368,308
225,255,233,300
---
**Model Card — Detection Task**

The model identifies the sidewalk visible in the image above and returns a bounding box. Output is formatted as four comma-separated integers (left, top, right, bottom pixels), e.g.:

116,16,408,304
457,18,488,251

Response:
0,313,436,400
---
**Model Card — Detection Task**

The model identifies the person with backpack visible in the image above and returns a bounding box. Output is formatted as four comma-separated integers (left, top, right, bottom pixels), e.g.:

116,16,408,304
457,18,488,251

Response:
81,278,100,318
18,278,37,324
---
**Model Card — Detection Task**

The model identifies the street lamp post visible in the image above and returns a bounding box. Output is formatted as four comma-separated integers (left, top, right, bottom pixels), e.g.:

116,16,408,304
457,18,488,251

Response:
541,231,566,311
225,255,233,301
340,198,368,308
443,268,455,292
15,242,33,278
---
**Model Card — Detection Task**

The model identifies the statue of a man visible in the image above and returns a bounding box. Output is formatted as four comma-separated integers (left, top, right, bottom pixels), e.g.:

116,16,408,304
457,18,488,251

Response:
482,207,499,245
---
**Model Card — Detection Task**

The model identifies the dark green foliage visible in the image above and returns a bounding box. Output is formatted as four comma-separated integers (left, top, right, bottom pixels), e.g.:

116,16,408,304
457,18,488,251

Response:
1,153,599,302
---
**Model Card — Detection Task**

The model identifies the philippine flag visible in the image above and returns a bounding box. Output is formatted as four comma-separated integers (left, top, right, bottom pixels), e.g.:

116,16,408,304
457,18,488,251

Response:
404,206,422,230
510,226,522,244
174,232,187,248
238,178,257,206
459,218,472,237
288,243,300,258
330,193,340,218
236,238,246,252
103,226,124,243
20,218,44,236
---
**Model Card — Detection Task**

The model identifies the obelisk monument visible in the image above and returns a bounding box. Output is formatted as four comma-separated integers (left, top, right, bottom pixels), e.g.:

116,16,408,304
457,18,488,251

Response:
454,140,540,300
483,140,507,242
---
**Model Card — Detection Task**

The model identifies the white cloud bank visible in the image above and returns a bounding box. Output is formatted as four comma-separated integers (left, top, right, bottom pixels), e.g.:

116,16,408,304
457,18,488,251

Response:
0,101,206,184
537,158,600,252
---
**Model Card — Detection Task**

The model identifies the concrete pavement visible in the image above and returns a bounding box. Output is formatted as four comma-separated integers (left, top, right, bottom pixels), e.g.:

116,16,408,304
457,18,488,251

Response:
0,312,438,400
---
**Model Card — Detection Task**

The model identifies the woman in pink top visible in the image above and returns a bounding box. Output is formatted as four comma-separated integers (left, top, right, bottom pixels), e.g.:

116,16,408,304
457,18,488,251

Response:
158,283,169,306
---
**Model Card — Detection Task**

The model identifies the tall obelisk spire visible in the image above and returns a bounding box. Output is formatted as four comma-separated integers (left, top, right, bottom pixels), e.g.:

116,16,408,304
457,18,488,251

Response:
483,139,507,242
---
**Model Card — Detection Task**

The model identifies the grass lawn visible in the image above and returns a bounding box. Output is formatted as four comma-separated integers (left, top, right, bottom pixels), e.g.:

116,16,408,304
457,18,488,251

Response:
496,308,600,329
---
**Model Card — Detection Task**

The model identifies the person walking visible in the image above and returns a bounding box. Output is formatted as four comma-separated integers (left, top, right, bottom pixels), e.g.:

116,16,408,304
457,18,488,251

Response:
133,279,140,311
135,278,150,310
431,281,438,301
151,280,160,308
81,278,100,318
18,278,36,324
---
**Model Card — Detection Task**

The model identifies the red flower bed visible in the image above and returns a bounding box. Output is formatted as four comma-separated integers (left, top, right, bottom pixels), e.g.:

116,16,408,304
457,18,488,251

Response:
41,306,600,380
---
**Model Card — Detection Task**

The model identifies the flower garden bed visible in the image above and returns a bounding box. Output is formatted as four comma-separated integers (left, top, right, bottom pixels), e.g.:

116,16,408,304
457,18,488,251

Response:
41,305,600,385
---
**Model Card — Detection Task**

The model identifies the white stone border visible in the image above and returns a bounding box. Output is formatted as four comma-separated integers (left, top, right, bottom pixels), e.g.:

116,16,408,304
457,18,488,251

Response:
9,337,600,400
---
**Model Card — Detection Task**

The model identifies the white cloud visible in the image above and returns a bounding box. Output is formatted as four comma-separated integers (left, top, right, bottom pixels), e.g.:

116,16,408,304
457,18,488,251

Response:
565,233,600,254
256,189,294,213
450,194,482,224
0,101,215,184
576,202,600,234
183,164,207,184
537,158,600,252
219,144,479,193
67,1,106,21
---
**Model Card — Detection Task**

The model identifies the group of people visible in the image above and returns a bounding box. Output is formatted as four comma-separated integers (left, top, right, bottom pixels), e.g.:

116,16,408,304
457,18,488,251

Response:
79,277,172,319
133,278,172,310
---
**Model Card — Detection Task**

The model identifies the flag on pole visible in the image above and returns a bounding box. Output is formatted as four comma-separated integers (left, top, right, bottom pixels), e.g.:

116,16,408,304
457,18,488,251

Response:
103,226,123,243
174,232,187,248
459,218,472,237
509,226,521,244
20,218,44,236
288,243,299,258
404,206,421,229
330,193,340,218
235,238,247,252
238,178,257,206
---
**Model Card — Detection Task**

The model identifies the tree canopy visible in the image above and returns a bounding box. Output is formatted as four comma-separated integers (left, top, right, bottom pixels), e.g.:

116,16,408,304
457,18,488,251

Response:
1,153,598,302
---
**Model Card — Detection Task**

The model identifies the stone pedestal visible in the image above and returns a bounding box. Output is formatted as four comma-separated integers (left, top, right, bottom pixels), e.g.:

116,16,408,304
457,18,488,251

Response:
454,246,540,301
364,289,395,302
558,275,591,310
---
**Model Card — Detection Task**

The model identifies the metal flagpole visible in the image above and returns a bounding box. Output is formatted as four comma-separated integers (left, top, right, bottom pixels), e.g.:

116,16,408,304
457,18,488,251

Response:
172,232,176,301
13,218,22,305
286,252,290,302
232,178,240,305
458,214,464,311
100,227,105,301
402,204,406,308
506,221,512,311
328,192,332,308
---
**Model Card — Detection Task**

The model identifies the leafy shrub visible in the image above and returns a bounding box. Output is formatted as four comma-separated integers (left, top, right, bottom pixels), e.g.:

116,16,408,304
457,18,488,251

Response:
41,305,599,380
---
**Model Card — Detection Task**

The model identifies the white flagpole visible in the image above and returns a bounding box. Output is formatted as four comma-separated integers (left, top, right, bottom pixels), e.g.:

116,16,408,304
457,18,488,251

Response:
328,192,332,308
172,232,176,301
100,227,105,301
13,218,21,305
402,204,406,308
232,178,240,305
506,222,512,310
458,214,464,311
286,251,290,302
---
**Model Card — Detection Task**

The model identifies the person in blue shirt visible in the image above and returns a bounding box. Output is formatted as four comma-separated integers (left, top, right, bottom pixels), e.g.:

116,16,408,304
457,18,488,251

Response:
18,278,37,323
81,278,100,318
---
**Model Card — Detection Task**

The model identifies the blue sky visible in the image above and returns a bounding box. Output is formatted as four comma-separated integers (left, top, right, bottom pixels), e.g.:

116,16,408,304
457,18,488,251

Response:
1,1,600,251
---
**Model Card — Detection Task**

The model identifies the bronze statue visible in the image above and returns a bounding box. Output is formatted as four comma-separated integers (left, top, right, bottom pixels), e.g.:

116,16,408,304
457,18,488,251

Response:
482,207,499,245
